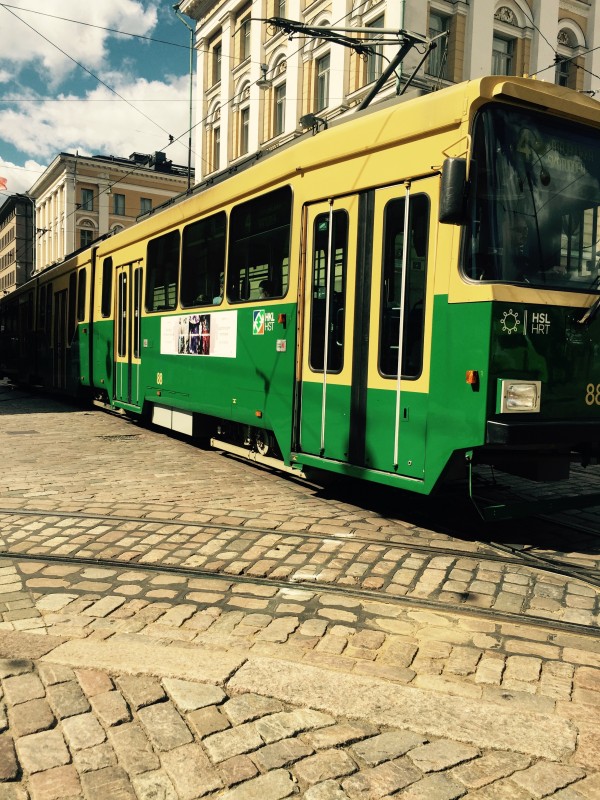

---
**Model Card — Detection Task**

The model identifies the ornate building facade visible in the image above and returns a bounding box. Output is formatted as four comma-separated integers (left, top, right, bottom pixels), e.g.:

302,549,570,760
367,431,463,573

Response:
29,152,192,274
179,0,600,182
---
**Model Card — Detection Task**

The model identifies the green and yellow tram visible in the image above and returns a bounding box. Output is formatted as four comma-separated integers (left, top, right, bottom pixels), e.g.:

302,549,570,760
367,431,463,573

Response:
3,76,600,514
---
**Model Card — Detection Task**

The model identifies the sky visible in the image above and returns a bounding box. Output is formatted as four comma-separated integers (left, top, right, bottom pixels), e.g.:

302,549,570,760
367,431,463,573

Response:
0,1,195,198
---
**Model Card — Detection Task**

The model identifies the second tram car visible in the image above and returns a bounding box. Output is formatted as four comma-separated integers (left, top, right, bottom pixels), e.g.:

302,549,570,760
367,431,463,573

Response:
3,76,600,512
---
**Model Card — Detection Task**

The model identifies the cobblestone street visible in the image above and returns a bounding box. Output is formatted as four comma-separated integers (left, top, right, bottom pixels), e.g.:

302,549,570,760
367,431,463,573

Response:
0,385,599,799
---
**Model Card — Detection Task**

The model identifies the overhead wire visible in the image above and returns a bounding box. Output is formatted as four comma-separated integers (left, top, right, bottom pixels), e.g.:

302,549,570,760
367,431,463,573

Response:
1,4,175,141
0,0,376,273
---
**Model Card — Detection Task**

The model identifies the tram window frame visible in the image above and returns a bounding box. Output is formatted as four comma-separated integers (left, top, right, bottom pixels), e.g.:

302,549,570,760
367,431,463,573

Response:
145,230,180,313
101,258,113,318
45,283,52,334
68,272,77,342
226,186,291,303
77,268,87,322
309,209,348,374
180,211,227,308
39,285,46,331
378,194,429,380
133,267,142,359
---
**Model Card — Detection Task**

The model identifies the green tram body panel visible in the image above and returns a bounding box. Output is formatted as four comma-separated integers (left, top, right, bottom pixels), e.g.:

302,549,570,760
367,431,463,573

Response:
137,305,297,461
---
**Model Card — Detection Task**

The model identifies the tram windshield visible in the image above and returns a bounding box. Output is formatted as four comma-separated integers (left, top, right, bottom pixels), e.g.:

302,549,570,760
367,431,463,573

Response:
464,105,600,292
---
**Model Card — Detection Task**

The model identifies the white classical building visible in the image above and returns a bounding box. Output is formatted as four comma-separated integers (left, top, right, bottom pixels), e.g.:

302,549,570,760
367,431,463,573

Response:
29,152,191,274
179,0,600,183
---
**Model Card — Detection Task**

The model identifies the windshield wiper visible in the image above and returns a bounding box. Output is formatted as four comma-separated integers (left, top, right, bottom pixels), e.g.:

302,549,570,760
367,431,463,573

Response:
578,275,600,326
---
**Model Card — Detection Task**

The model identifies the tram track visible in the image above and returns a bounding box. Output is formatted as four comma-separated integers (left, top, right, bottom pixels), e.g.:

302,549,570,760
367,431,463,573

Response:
2,505,599,580
1,504,600,588
0,544,597,641
0,506,598,635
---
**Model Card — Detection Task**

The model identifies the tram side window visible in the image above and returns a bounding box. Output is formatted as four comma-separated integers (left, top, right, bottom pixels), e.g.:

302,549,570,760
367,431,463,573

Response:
77,269,87,322
379,194,429,379
180,212,226,307
101,258,113,318
39,285,46,331
39,284,52,337
68,272,77,342
45,284,52,334
227,186,291,302
309,210,348,373
146,231,180,312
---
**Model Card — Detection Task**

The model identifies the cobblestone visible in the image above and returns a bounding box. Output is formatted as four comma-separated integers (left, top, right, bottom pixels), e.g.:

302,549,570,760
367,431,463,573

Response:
1,386,599,799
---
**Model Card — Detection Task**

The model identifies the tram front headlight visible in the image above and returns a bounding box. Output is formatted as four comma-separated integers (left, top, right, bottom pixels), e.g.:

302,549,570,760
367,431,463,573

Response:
497,379,541,413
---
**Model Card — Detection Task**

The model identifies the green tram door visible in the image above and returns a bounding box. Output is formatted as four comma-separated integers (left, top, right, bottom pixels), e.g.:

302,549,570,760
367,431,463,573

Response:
114,261,143,409
298,181,433,483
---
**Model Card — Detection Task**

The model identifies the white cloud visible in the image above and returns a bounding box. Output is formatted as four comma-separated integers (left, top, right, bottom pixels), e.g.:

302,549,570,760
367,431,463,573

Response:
0,75,194,190
0,159,47,196
0,1,159,86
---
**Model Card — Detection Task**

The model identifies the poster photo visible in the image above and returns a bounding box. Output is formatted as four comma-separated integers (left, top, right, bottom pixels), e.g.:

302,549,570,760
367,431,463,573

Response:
161,311,237,358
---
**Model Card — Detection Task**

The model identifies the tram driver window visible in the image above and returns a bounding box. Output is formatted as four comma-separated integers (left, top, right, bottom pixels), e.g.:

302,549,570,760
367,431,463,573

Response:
227,186,291,303
379,194,428,379
145,230,180,312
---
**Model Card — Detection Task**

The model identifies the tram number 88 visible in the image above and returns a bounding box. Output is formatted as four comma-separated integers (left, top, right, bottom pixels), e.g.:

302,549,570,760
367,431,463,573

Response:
585,383,600,406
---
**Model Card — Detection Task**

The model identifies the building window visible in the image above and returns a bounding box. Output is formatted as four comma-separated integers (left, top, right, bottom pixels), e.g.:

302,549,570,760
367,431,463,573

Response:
366,16,384,84
240,16,251,62
274,82,286,136
240,107,250,155
80,189,93,212
212,126,221,171
316,53,330,111
556,30,576,88
555,57,571,86
492,36,514,75
213,43,222,84
275,0,285,17
113,193,125,216
140,198,152,214
80,229,94,248
427,13,449,79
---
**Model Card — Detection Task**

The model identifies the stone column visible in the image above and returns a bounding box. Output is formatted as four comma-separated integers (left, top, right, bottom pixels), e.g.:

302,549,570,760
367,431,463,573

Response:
530,0,559,81
220,11,234,172
584,0,600,94
463,0,494,79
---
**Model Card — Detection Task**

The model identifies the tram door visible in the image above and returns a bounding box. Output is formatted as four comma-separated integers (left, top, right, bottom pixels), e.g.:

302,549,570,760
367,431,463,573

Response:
298,181,433,480
298,196,359,462
53,290,67,390
114,262,142,407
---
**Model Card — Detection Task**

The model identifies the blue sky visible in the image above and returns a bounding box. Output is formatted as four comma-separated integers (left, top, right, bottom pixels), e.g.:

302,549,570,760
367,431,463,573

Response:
0,1,194,196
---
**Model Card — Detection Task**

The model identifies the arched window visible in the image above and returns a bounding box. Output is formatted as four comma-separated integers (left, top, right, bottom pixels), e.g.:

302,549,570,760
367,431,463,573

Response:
234,82,251,157
492,3,530,77
206,103,221,172
79,219,96,249
271,56,287,137
556,22,585,89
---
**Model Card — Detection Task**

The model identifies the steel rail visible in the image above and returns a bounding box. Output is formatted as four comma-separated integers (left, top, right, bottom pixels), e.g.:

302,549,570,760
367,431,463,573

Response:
0,547,597,640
